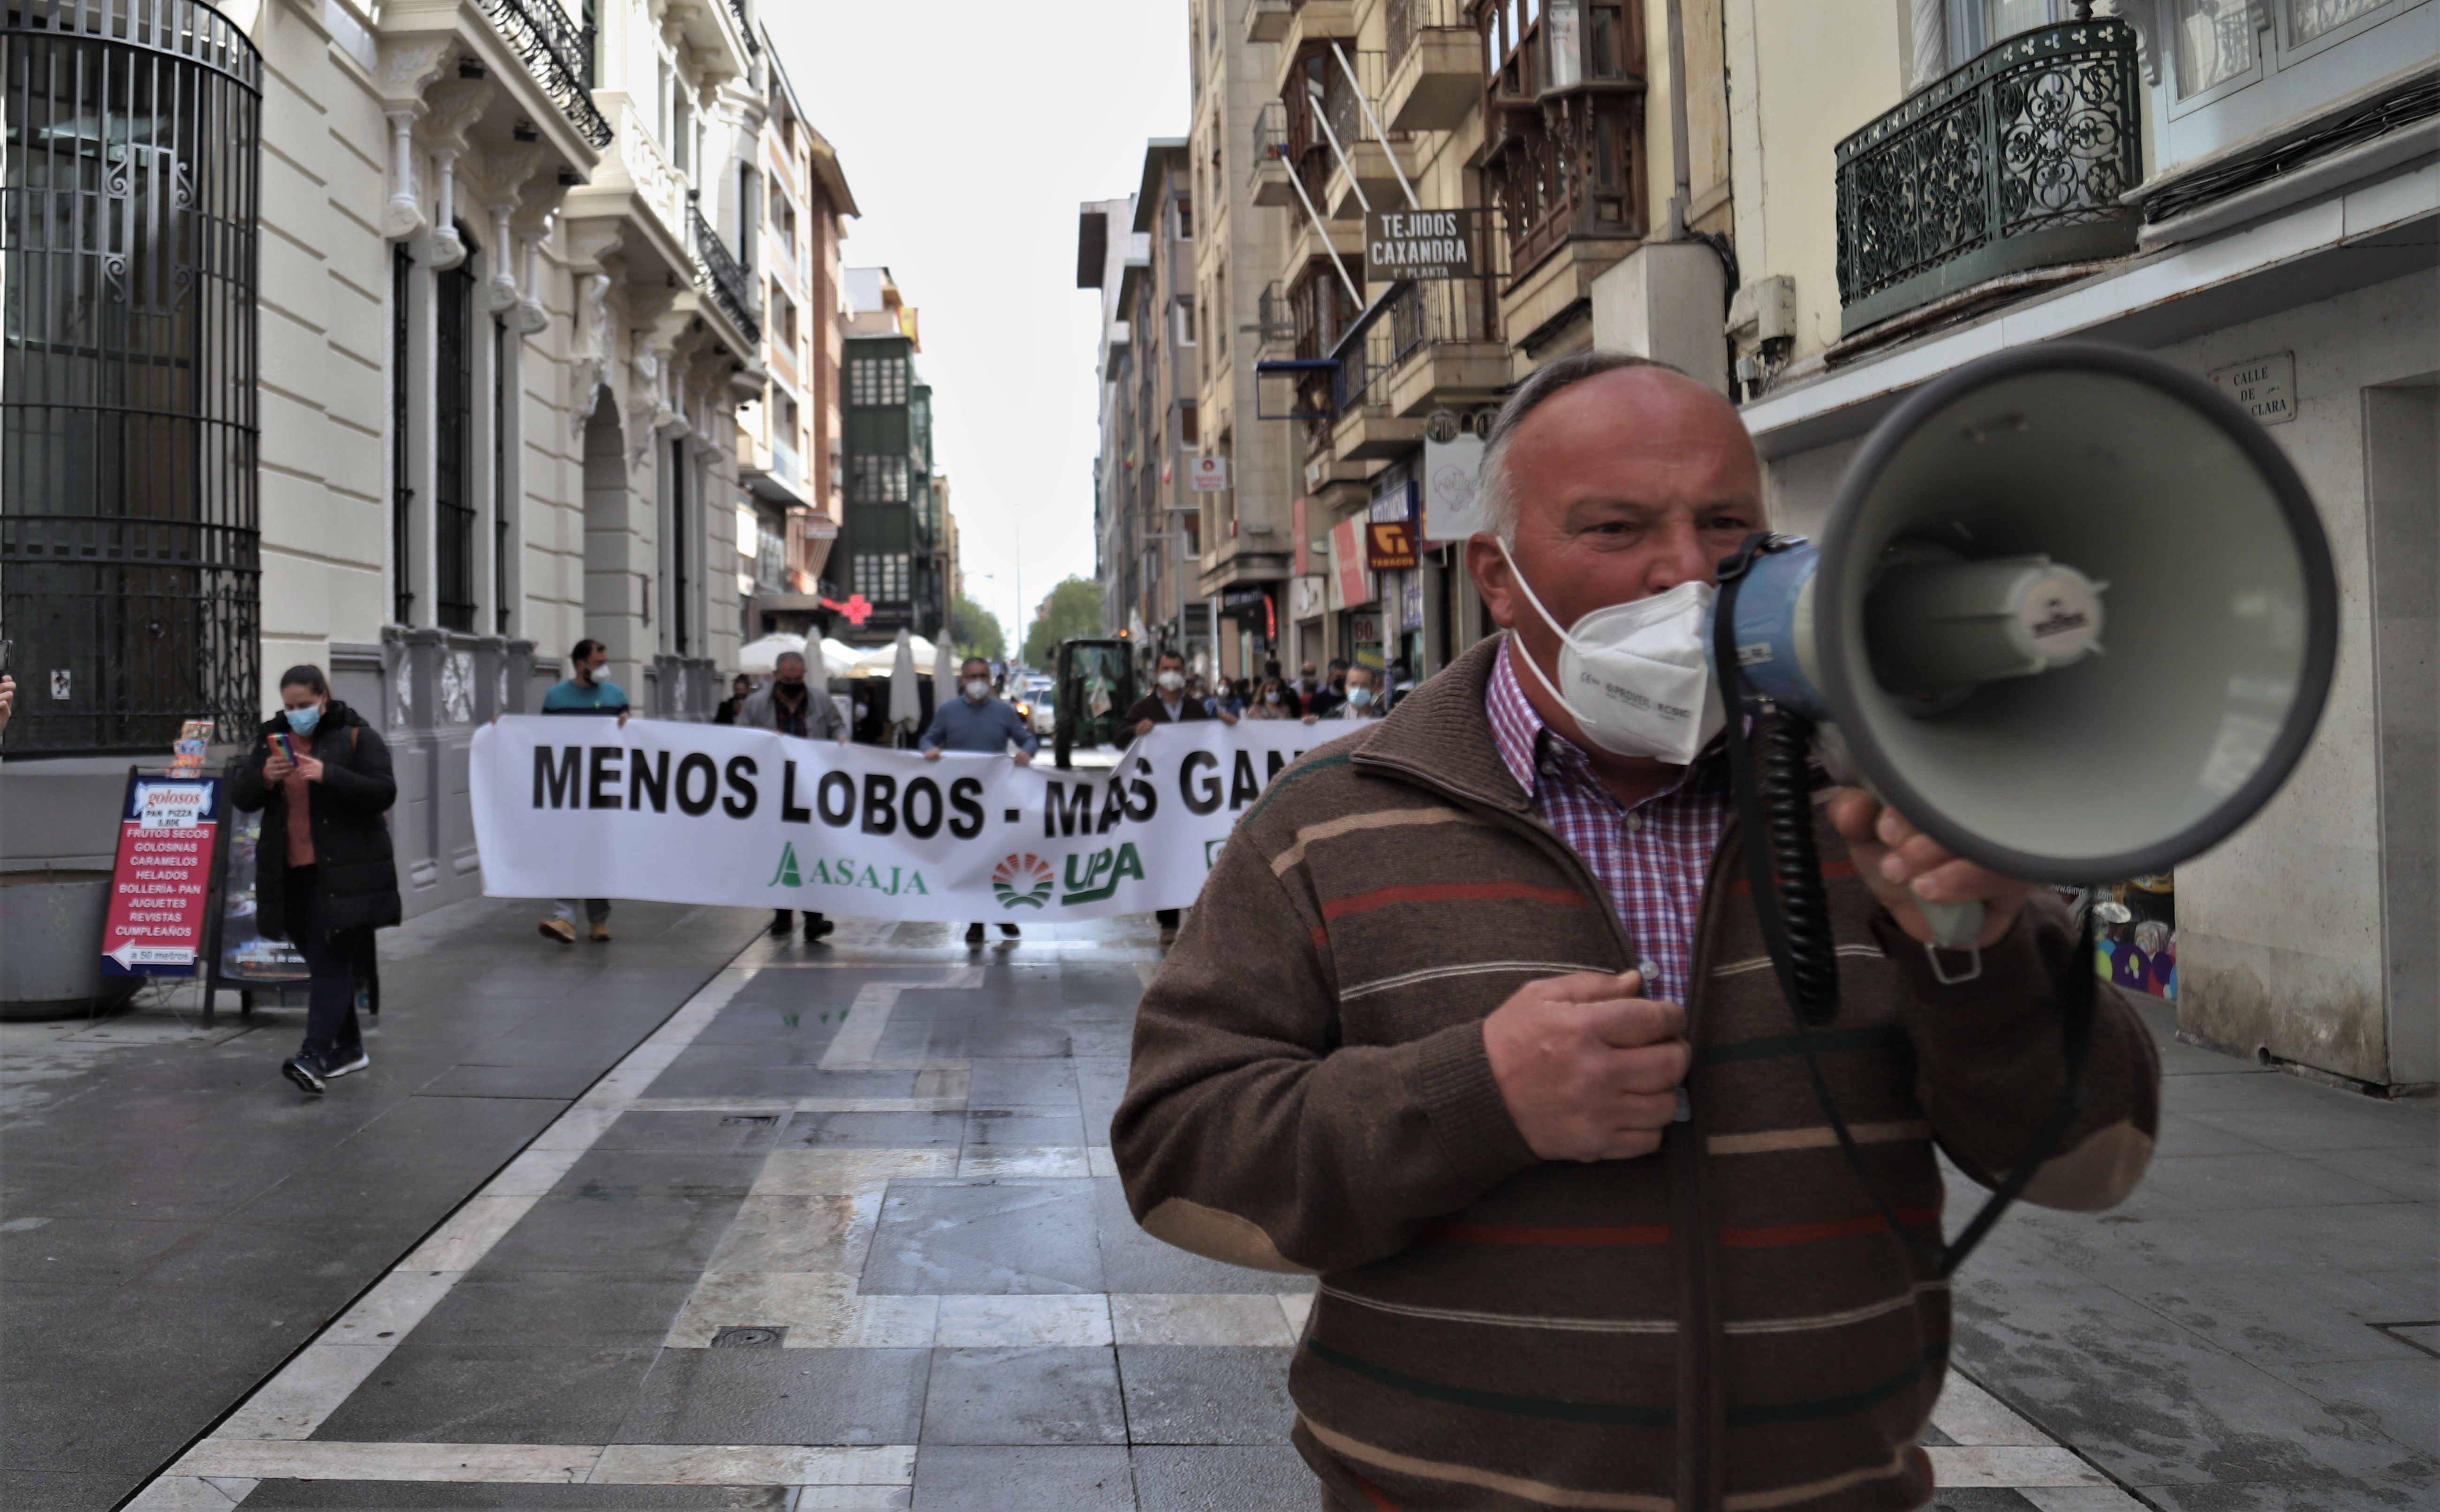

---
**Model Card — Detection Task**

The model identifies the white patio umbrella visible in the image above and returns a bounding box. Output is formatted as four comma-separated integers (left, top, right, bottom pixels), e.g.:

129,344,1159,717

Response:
885,627,921,733
817,638,860,680
844,636,937,677
931,627,958,712
736,633,807,677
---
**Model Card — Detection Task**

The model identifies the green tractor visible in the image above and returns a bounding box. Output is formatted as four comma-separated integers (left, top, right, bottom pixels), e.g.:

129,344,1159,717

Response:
1051,637,1136,770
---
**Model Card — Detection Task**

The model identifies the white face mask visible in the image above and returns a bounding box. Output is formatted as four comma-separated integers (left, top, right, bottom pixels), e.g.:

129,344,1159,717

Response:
964,679,991,702
1498,541,1727,764
1157,670,1186,692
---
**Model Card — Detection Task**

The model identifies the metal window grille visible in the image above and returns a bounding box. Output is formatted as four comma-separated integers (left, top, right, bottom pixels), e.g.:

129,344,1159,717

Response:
854,552,909,602
670,438,689,654
434,245,477,632
493,316,510,634
1,0,262,756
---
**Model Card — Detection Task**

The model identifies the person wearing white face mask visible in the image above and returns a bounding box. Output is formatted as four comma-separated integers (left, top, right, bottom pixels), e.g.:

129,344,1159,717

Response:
923,657,1039,945
1114,353,2160,1512
1122,650,1236,944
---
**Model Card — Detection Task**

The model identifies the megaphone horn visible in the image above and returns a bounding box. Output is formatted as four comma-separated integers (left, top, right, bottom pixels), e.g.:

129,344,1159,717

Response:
1716,339,2339,930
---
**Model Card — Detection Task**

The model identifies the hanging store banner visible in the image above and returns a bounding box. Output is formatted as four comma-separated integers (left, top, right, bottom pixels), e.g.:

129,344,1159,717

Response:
470,718,1335,922
1421,432,1487,542
1364,209,1482,283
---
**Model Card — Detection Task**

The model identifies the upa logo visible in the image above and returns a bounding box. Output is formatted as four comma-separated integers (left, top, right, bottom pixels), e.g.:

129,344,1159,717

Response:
1061,843,1145,905
992,853,1055,910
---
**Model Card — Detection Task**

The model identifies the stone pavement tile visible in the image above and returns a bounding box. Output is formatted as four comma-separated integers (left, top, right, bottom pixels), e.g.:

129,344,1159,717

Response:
1091,1178,1311,1297
2300,1140,2436,1202
416,1064,609,1099
2148,1111,2266,1158
863,1179,1106,1295
787,1111,969,1149
958,1018,1083,1060
1923,1491,2039,1511
2066,1202,2436,1284
1129,1445,1318,1511
2100,1267,2440,1368
473,1187,750,1278
1925,1447,2108,1488
909,1445,1135,1511
404,1275,698,1350
2113,1150,2400,1213
546,1149,765,1199
1116,1346,1297,1446
2137,1479,2440,1512
0,1215,201,1284
1952,1273,2438,1493
239,1483,790,1508
647,1063,909,1100
964,1107,1089,1147
758,1149,958,1194
1111,1294,1298,1348
307,1345,659,1445
966,1058,1081,1108
616,1346,932,1445
935,1293,1114,1347
705,1192,881,1273
667,1271,938,1349
919,1347,1128,1445
2180,1098,2435,1154
2260,1356,2439,1459
957,1147,1092,1179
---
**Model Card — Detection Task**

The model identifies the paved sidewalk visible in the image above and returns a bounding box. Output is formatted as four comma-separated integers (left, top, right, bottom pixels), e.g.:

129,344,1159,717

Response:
1950,999,2437,1511
122,918,2190,1512
1,897,769,1512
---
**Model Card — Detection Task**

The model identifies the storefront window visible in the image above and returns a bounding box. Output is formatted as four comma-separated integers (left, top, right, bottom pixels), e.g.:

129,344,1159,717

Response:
2174,0,2260,97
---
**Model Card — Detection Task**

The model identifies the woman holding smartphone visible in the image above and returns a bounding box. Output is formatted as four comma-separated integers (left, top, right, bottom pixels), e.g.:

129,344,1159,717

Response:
230,665,402,1095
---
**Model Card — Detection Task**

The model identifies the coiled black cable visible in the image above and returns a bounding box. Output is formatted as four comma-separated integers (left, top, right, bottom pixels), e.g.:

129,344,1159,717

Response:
1764,712,1841,1026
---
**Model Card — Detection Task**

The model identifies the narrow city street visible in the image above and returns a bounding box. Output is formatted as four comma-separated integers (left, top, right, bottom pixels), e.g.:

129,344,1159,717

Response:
11,901,2405,1510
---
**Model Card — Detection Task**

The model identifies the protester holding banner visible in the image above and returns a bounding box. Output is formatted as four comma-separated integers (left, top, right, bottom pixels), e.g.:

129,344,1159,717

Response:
741,651,846,941
921,657,1040,945
1244,678,1296,721
1123,650,1236,946
230,666,401,1096
538,640,628,944
713,674,752,726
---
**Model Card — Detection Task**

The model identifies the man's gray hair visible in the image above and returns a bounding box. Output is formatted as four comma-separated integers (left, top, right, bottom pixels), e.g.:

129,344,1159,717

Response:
774,650,806,668
1478,351,1687,545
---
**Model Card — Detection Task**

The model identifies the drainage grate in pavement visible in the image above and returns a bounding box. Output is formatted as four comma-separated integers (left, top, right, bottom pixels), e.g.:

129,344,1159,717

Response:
2373,1322,2439,1358
710,1325,788,1349
720,1115,778,1126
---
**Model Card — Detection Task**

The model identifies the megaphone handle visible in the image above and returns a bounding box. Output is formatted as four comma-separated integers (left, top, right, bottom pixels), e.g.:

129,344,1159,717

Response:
1915,898,1985,983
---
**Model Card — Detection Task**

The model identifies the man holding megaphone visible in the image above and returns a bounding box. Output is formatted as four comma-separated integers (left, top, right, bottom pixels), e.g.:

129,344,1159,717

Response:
1108,351,2262,1512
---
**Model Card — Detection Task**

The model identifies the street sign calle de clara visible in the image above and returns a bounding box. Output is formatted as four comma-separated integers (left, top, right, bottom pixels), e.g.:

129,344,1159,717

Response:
103,774,222,976
1364,209,1482,283
2207,352,2295,426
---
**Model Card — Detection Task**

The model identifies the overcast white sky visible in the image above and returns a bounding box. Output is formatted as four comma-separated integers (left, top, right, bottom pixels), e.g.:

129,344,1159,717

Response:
761,2,1190,647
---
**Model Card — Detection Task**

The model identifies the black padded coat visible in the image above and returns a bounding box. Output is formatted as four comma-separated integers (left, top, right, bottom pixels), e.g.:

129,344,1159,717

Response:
228,700,402,939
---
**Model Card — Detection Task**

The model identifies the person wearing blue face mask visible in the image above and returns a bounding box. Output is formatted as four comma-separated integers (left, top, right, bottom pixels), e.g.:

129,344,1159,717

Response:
231,665,402,1096
1302,663,1384,723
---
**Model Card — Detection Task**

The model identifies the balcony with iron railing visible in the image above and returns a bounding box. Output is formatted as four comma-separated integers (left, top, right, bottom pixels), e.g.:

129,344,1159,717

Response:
476,0,613,149
1333,276,1506,458
1478,1,1646,281
690,193,762,344
1835,16,2143,337
1245,0,1294,45
1250,100,1296,209
1384,0,1478,131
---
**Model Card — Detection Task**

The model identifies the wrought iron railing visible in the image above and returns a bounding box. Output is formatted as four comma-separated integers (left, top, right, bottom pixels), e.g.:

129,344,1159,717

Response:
1835,18,2141,335
729,0,761,56
1336,276,1500,413
689,195,761,343
476,0,613,150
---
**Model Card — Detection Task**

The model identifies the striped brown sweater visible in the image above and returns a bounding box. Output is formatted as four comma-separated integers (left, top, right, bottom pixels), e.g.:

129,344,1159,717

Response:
1113,637,2159,1512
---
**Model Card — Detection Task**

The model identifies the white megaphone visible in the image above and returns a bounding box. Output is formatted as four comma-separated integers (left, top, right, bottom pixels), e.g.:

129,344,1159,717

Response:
1712,341,2339,952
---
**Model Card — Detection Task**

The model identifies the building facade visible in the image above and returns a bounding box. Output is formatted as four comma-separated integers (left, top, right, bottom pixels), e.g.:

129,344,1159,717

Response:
736,43,857,643
1719,0,2437,1092
1079,194,1142,640
0,0,826,923
838,268,951,645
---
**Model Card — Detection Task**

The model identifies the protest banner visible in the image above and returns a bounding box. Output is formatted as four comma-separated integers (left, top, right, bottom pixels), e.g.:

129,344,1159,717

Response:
470,718,1340,922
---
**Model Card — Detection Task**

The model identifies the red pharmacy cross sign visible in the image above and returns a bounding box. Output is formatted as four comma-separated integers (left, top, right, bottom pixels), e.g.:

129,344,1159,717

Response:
103,774,221,977
822,594,875,626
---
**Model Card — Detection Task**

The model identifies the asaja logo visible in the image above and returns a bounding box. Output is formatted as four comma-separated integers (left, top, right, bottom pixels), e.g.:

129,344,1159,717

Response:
771,842,929,897
992,853,1055,910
